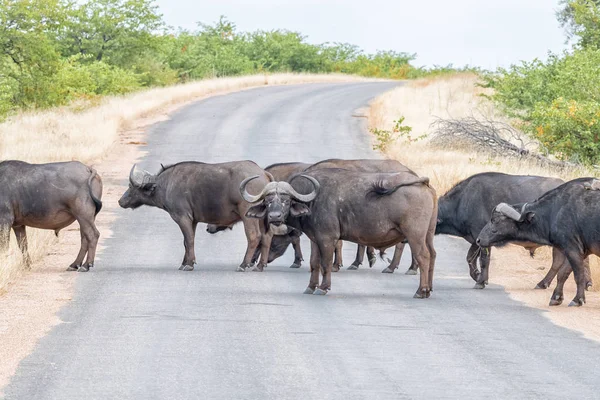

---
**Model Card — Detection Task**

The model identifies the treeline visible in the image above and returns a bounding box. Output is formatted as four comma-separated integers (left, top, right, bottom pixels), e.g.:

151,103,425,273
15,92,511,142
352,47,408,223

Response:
484,0,600,165
0,0,466,119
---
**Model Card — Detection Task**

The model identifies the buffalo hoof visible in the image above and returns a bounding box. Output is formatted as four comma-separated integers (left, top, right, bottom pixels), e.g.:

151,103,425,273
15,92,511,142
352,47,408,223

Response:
236,265,246,272
473,282,486,289
332,264,342,272
413,289,429,299
368,257,377,268
78,264,90,272
252,264,265,272
586,281,593,291
347,263,359,270
313,288,328,295
290,263,301,269
549,296,563,306
180,264,194,272
568,298,585,307
405,268,417,275
535,282,549,290
303,287,315,295
382,267,395,274
66,265,79,272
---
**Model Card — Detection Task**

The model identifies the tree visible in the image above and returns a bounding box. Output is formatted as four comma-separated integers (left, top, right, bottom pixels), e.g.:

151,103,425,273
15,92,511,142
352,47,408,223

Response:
557,0,600,48
59,0,164,67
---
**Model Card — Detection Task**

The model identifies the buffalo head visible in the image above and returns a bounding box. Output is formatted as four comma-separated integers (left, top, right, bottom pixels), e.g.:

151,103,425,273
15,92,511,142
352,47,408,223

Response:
476,202,535,247
239,175,319,226
118,164,157,209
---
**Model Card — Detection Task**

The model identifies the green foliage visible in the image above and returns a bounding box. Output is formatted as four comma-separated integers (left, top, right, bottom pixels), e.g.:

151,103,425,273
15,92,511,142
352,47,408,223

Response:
531,98,600,164
371,116,423,152
558,0,600,48
0,2,468,120
484,47,600,164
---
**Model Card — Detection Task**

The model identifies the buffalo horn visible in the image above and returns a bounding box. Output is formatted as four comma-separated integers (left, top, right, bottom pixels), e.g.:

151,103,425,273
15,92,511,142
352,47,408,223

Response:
496,203,521,221
129,164,155,188
280,175,320,202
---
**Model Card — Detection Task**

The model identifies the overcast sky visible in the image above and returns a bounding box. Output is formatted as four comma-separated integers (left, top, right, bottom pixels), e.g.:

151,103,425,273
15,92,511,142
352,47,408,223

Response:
155,0,568,70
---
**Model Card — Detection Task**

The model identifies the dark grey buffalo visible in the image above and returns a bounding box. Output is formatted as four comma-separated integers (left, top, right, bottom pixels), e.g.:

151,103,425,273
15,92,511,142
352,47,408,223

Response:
302,158,418,272
0,160,103,272
477,178,600,307
241,168,437,297
206,161,311,270
426,172,585,290
118,161,272,271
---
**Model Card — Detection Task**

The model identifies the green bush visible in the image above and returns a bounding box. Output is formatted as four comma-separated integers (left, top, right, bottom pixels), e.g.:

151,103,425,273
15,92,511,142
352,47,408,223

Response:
484,48,600,164
531,98,600,164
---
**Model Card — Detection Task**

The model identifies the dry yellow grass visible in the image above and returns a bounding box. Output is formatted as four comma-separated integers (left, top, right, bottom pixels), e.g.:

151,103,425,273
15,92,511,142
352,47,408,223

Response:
368,73,600,339
0,73,376,291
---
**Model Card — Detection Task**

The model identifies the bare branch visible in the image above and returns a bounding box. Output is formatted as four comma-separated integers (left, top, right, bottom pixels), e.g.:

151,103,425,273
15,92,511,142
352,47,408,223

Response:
430,116,572,169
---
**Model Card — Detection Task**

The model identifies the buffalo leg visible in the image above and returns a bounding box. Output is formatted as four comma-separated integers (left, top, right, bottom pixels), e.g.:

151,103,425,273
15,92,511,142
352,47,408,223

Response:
332,241,343,272
348,245,365,270
583,257,592,290
474,247,491,289
13,226,32,269
564,250,587,307
173,217,196,271
549,260,572,306
466,243,481,282
253,230,273,272
407,238,431,298
382,243,405,274
304,241,321,294
78,214,100,272
315,240,336,295
290,235,303,268
367,247,377,268
68,231,88,271
426,210,437,291
535,247,565,289
0,219,12,253
239,219,262,271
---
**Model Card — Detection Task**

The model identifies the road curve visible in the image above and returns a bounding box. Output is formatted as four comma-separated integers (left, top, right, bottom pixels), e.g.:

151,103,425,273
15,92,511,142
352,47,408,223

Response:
5,83,600,399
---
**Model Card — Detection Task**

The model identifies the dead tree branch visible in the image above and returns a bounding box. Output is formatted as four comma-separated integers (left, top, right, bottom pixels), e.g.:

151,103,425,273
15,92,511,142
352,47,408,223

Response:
431,116,571,168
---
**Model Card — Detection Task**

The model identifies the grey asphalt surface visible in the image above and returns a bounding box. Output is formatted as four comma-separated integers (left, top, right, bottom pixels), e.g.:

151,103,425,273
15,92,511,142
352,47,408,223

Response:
5,83,600,399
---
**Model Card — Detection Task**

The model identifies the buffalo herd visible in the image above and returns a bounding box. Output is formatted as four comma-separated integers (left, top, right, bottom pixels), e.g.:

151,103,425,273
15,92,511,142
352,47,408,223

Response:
1,158,599,307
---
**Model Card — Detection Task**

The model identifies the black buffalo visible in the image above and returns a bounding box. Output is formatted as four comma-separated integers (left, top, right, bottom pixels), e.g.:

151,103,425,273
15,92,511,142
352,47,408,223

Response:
428,172,581,289
206,161,311,270
118,161,272,271
241,168,437,297
0,160,103,272
477,178,600,307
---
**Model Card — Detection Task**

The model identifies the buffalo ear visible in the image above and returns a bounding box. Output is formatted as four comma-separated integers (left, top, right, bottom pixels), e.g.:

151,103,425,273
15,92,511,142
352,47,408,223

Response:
246,204,267,218
143,183,157,194
523,211,535,223
519,211,535,223
290,202,311,217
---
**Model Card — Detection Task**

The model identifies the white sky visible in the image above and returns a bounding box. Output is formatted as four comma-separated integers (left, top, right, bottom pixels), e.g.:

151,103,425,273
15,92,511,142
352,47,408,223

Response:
155,0,568,70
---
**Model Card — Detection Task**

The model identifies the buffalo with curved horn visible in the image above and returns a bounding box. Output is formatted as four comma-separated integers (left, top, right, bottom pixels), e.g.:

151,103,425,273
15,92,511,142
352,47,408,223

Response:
119,161,273,271
241,168,437,297
477,177,600,307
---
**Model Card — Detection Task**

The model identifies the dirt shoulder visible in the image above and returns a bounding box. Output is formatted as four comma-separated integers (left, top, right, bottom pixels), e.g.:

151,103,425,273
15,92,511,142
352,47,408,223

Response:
491,246,600,342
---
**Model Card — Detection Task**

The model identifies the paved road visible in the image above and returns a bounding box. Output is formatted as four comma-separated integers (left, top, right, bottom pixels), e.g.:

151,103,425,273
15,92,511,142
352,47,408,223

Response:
5,83,600,399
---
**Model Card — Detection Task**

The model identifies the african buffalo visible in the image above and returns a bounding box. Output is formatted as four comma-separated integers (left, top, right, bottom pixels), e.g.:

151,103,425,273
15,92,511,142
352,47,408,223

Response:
0,160,103,272
427,172,583,290
118,161,272,271
207,161,311,269
303,158,418,272
241,168,437,297
477,178,600,307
